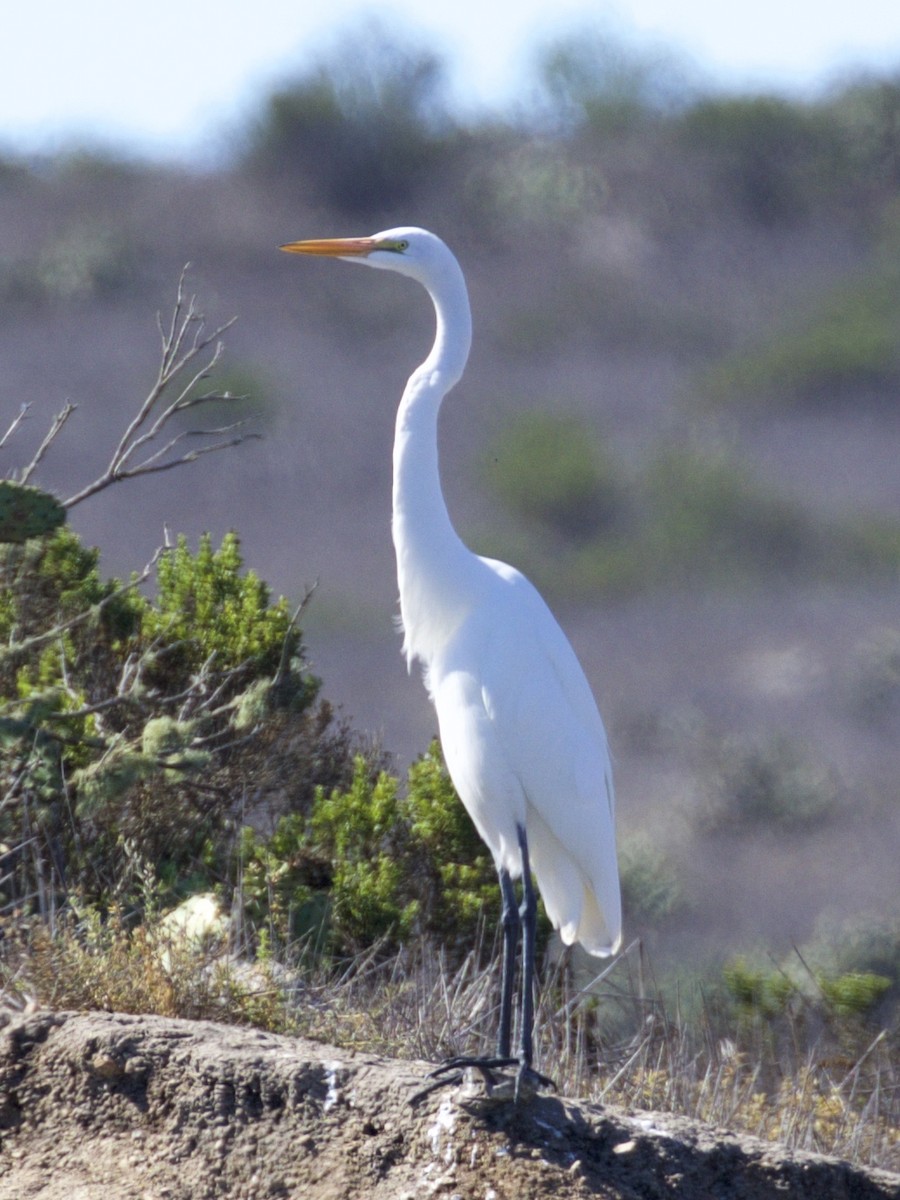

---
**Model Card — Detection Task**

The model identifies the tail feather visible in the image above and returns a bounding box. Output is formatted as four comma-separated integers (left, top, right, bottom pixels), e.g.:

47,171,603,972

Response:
527,807,620,956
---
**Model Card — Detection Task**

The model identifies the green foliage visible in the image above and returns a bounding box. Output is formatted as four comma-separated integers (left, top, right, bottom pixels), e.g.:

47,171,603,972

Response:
0,481,67,543
700,262,900,406
73,747,158,816
237,814,322,952
538,28,696,133
244,20,454,215
236,742,501,961
145,532,294,676
0,526,325,914
403,742,499,940
618,834,686,929
703,734,839,832
485,412,624,541
641,448,815,580
0,530,146,785
487,419,900,596
677,94,848,224
237,758,409,955
140,716,211,779
310,758,417,949
800,909,900,993
485,426,816,594
723,954,892,1026
819,971,893,1018
723,957,796,1019
0,527,138,653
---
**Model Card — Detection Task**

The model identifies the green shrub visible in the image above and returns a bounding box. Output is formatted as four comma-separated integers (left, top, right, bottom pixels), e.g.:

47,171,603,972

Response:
311,759,418,950
235,742,505,961
701,733,839,833
642,448,816,581
723,952,892,1028
0,527,325,914
243,20,454,215
144,531,296,680
819,972,893,1018
537,28,695,133
722,956,796,1019
800,909,900,994
487,422,900,596
237,814,326,954
485,411,624,540
403,741,499,943
0,481,67,543
238,757,424,958
618,834,686,930
677,94,847,224
700,263,900,407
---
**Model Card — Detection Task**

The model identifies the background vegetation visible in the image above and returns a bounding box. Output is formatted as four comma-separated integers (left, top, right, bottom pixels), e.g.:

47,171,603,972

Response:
0,21,898,1171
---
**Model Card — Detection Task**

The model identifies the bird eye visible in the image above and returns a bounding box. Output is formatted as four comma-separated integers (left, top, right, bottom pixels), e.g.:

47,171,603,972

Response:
396,239,409,252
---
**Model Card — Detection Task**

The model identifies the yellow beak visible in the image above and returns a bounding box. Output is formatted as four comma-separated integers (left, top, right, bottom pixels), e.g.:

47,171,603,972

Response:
279,237,377,258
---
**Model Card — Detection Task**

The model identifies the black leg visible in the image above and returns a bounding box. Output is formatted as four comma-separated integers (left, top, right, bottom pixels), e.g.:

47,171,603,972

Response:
497,865,519,1060
516,826,536,1070
512,825,555,1100
408,825,555,1105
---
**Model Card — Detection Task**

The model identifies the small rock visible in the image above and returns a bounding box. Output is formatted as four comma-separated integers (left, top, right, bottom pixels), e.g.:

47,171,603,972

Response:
88,1051,121,1079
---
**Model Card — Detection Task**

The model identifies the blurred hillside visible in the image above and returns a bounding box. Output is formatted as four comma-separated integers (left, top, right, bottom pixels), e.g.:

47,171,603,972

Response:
1,26,899,969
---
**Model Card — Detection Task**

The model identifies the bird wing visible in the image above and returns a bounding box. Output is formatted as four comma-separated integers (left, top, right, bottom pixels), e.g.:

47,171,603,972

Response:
434,557,621,956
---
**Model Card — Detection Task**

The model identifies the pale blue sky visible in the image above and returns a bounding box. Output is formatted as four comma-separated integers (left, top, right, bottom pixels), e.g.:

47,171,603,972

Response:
5,1,900,158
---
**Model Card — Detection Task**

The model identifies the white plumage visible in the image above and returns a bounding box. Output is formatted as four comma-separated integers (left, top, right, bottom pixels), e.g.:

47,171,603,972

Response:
429,556,620,954
282,226,621,1089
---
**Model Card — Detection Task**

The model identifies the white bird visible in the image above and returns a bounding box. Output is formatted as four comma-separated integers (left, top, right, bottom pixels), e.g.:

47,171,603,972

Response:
281,227,621,1097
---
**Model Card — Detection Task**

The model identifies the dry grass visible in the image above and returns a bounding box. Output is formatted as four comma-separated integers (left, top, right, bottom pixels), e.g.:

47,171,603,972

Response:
2,913,896,1174
540,946,899,1173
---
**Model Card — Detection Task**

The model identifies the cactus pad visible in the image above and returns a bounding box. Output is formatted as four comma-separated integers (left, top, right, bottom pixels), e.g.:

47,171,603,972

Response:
0,481,67,543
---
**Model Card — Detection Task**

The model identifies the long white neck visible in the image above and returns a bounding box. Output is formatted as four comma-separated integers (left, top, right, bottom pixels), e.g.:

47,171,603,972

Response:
391,254,475,669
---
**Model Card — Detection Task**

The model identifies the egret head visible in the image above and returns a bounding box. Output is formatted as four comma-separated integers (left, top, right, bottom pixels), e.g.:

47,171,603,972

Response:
281,224,472,381
280,226,454,285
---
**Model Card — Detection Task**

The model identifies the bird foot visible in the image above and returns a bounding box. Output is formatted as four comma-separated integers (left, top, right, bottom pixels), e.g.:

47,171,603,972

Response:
409,1056,555,1107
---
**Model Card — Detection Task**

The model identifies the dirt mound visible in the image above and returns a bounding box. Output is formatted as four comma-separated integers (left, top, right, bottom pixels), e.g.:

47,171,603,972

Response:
0,1009,896,1199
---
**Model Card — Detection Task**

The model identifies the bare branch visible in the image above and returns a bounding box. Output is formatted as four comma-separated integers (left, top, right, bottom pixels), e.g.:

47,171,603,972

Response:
63,429,260,509
113,332,233,474
175,389,248,414
0,404,30,452
43,687,143,723
273,582,318,691
63,268,243,510
187,725,263,756
19,402,77,484
156,263,191,364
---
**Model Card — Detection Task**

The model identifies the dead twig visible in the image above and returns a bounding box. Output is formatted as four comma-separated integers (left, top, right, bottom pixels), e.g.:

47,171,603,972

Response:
64,268,255,509
0,404,31,453
19,402,76,484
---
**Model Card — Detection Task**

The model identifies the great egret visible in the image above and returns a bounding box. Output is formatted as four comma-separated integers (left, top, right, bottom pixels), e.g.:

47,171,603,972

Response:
281,227,621,1098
